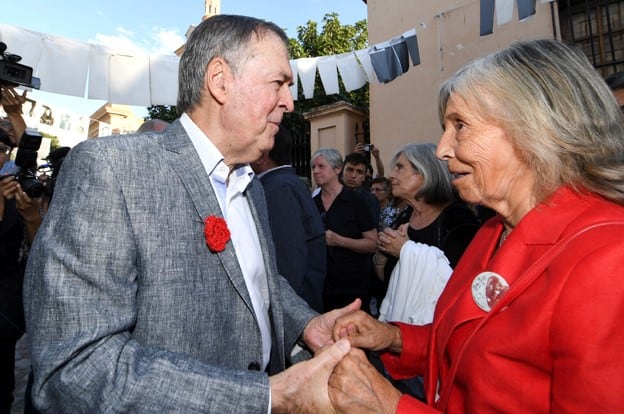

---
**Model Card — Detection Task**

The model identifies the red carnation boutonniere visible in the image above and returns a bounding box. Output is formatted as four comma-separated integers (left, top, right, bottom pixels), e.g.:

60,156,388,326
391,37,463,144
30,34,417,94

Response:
204,216,231,253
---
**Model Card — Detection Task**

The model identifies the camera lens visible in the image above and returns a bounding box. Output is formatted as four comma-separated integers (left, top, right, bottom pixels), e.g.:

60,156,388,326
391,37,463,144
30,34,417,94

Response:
18,172,44,198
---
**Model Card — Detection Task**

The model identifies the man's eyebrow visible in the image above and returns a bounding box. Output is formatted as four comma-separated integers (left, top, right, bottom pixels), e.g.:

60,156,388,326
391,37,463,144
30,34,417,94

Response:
284,74,294,87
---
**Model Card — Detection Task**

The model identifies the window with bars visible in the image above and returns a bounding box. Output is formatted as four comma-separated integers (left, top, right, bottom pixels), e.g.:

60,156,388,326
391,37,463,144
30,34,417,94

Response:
558,0,624,77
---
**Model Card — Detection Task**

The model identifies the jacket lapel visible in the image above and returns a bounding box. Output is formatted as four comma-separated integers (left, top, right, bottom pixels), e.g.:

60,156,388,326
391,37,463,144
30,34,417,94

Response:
162,120,255,314
425,219,501,403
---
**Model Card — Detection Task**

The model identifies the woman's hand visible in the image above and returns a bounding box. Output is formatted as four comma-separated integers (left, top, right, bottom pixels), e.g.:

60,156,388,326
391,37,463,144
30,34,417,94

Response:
332,310,402,353
303,299,361,354
328,348,402,414
377,223,409,258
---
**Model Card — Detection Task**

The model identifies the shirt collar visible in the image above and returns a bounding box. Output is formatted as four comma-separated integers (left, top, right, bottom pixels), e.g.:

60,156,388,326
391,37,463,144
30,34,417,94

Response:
179,113,255,190
255,164,292,179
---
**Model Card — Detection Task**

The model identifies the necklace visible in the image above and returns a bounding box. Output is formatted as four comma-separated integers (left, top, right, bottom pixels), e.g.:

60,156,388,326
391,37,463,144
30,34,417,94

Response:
499,228,511,247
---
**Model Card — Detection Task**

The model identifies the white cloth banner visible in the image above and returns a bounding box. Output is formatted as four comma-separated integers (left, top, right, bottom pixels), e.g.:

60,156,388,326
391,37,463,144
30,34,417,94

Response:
0,24,44,69
88,44,113,100
289,60,299,101
496,0,515,26
109,54,151,106
18,98,92,146
336,52,368,92
149,54,179,106
1,23,428,104
38,35,90,97
317,55,339,96
354,49,378,84
296,57,319,99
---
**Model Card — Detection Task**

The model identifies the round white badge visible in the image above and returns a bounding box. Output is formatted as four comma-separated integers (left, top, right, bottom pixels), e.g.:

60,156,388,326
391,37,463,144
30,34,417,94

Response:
471,271,509,312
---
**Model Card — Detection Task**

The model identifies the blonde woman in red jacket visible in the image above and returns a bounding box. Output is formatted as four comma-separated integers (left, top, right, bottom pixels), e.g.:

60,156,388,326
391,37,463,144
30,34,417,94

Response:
327,39,624,413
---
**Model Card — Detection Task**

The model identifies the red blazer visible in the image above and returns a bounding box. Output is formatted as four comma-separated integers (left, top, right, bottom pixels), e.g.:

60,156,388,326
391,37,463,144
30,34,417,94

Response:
381,186,624,413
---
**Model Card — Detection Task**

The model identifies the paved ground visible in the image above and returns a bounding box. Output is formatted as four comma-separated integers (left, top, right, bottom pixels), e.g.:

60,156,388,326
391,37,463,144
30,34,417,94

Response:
11,334,30,414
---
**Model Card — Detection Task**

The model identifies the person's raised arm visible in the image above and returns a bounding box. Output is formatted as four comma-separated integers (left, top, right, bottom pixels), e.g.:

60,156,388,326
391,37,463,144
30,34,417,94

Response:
371,145,385,178
0,86,27,144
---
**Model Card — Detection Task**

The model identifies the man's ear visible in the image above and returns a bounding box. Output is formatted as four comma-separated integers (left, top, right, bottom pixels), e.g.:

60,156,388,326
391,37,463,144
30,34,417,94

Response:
205,57,229,104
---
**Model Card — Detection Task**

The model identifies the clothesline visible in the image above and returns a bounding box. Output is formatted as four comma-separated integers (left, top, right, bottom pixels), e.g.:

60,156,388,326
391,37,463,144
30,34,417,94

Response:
0,0,553,106
0,23,419,106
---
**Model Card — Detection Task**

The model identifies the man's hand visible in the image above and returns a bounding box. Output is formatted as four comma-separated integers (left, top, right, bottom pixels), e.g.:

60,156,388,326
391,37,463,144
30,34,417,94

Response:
270,339,351,414
328,348,402,414
302,299,361,353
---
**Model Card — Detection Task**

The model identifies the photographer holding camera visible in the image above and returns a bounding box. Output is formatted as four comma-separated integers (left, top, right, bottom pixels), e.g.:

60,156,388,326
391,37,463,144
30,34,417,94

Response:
1,135,68,414
0,85,42,414
0,145,38,414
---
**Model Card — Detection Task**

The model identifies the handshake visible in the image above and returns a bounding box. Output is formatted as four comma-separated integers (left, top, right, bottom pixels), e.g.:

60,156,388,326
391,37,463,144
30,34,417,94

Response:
270,299,404,414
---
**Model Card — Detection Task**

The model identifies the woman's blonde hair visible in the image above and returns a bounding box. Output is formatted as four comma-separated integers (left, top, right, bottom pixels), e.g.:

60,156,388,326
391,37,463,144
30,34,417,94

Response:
438,39,624,204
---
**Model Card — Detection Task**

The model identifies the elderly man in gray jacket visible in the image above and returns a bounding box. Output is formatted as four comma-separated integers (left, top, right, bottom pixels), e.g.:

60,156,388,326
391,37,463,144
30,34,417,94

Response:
24,15,356,413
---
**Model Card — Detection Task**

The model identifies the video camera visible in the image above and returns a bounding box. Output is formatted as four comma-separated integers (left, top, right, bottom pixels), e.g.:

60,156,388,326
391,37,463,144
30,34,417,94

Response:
0,42,41,89
13,130,45,198
39,146,70,199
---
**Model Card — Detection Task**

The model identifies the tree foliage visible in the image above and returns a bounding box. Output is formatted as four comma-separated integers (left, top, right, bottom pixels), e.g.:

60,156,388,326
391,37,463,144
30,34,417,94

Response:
284,13,369,140
146,105,177,123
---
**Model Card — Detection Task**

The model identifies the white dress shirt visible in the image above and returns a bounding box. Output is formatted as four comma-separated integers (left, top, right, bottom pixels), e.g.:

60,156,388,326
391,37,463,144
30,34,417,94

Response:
180,114,272,370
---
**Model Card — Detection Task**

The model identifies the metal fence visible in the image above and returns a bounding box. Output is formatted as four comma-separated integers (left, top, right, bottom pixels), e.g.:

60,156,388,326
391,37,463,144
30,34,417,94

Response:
559,0,624,76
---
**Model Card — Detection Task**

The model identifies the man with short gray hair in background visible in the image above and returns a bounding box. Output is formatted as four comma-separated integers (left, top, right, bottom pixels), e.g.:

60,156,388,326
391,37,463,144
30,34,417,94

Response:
135,118,169,133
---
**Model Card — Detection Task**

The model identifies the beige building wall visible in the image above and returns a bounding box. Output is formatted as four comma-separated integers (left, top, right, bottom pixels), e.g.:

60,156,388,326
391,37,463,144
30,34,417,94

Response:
366,0,557,170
